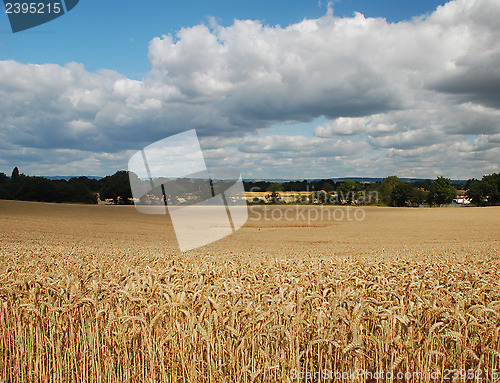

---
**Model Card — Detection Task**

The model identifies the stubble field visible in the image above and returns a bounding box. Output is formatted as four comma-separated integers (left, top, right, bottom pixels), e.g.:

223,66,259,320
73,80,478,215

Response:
0,200,499,382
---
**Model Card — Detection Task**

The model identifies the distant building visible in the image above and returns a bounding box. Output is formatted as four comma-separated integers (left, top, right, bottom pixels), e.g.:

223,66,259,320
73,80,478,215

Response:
454,189,471,205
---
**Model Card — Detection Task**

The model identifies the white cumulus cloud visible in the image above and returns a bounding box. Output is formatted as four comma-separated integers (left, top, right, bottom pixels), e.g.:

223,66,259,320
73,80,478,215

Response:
1,0,499,178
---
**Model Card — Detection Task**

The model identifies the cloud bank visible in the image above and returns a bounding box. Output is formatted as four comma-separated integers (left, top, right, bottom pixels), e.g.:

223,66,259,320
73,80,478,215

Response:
1,0,499,178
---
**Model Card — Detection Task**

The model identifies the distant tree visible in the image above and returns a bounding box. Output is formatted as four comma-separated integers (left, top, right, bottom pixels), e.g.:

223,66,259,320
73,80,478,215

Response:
480,173,500,205
99,171,133,204
295,193,309,204
319,181,335,193
9,173,31,200
0,172,10,199
0,172,8,185
464,178,479,191
244,181,270,193
390,183,423,207
68,176,100,192
412,179,432,190
284,180,309,192
67,181,97,204
427,177,456,206
11,167,20,179
309,190,334,204
378,176,405,205
468,173,500,206
268,182,284,192
361,183,380,205
466,178,485,205
453,182,467,190
337,180,363,204
265,182,284,203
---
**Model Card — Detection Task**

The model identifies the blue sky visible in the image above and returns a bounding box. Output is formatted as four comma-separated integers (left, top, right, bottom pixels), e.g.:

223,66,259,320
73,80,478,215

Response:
1,0,499,179
1,0,448,77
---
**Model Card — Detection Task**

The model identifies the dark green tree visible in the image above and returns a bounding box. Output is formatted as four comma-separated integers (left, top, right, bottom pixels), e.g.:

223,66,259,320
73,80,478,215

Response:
11,167,20,179
337,180,363,204
309,190,334,204
412,179,432,190
0,172,8,187
295,193,309,204
266,182,283,203
99,171,133,204
390,183,423,207
480,173,500,205
468,173,500,206
378,176,405,205
0,172,10,199
427,177,456,206
466,179,485,205
68,176,100,192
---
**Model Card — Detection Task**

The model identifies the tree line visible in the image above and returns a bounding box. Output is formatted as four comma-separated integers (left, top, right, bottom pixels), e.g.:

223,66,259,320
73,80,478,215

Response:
0,167,132,205
0,167,499,206
245,173,500,207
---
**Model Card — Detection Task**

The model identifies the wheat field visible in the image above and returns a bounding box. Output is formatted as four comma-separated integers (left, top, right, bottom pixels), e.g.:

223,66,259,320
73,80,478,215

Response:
0,200,499,382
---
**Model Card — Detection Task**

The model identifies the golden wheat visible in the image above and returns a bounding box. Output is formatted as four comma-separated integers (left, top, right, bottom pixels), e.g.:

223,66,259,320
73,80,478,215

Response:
0,200,499,382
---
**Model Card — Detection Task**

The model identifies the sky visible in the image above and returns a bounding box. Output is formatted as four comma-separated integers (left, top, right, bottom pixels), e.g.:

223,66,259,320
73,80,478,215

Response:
0,0,499,179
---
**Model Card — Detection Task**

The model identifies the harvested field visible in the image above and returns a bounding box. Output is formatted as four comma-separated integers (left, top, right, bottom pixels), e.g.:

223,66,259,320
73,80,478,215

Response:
0,200,499,382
